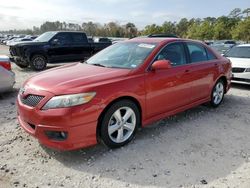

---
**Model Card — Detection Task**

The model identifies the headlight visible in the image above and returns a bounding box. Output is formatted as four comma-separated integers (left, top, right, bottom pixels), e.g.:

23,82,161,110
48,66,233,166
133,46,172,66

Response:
245,68,250,72
42,92,96,110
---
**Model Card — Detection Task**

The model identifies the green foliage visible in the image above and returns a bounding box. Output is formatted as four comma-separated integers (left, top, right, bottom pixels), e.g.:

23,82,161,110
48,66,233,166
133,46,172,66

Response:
232,17,250,42
186,19,214,40
142,24,163,35
176,18,190,38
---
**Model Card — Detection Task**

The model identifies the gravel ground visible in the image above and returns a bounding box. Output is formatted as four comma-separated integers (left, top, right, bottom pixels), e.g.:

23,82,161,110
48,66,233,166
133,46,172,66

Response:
1,44,250,188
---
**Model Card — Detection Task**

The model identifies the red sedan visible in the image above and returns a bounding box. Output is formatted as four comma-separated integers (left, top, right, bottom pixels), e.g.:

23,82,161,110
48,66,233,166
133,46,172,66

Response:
17,37,232,150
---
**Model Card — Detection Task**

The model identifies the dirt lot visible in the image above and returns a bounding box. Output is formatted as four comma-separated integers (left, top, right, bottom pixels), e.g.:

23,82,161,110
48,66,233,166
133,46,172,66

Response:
0,44,250,188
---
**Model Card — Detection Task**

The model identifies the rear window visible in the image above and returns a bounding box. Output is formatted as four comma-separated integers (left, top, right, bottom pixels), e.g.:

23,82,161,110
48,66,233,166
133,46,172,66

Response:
206,49,217,60
71,33,87,44
187,43,217,63
187,43,207,63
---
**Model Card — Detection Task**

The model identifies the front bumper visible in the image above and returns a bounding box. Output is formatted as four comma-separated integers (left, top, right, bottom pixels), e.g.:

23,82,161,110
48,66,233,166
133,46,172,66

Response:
232,72,250,85
11,56,29,66
17,92,101,151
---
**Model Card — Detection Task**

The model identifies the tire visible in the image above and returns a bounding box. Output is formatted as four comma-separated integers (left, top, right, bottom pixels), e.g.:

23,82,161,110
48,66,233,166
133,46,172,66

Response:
30,55,47,71
100,100,140,148
210,79,225,107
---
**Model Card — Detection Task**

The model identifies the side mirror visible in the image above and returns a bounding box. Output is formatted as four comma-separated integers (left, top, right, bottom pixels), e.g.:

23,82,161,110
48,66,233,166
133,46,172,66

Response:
151,60,172,71
51,39,59,45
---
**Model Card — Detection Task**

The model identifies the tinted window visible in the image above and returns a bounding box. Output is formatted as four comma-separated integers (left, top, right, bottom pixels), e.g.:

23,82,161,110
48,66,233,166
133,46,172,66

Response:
53,33,72,45
225,46,250,58
187,43,207,63
224,41,236,45
71,33,87,44
206,49,217,60
156,43,187,66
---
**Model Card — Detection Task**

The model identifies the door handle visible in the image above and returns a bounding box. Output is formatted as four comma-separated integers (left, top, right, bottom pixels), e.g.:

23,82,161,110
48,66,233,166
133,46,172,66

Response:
185,69,190,73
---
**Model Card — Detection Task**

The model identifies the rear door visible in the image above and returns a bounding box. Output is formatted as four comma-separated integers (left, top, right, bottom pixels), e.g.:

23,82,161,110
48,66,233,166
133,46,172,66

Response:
185,42,219,102
70,33,92,61
145,42,193,118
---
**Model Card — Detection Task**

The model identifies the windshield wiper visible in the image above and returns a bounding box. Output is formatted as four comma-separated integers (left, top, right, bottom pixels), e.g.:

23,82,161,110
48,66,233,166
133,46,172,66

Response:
91,63,107,67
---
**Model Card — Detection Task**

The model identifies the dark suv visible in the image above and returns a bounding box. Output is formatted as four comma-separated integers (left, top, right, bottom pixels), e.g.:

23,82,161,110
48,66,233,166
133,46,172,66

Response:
10,31,112,71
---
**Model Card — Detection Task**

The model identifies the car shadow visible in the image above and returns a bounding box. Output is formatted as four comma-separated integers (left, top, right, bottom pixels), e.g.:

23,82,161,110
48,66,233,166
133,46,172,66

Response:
41,94,250,187
231,83,250,90
0,88,19,100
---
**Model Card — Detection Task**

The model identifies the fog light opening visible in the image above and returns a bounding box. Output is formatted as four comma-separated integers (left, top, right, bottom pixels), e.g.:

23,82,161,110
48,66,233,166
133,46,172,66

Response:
45,131,68,141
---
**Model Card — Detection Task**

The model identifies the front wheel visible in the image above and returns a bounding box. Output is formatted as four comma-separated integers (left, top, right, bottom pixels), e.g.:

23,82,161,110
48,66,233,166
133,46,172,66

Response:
30,55,47,71
100,100,140,148
210,80,225,107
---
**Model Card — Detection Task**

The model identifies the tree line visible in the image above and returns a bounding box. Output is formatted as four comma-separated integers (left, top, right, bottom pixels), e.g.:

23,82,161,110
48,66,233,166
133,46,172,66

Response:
1,8,250,41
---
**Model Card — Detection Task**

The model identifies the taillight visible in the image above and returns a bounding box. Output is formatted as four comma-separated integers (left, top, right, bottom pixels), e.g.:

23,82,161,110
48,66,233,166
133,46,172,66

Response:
0,61,11,71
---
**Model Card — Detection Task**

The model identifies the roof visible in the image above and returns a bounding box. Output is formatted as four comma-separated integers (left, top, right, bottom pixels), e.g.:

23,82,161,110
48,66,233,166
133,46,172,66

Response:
129,37,203,45
130,37,184,44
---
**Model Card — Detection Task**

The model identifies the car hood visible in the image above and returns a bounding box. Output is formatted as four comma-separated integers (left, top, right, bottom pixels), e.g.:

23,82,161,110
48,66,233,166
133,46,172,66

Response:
227,57,250,68
25,63,131,94
9,41,32,46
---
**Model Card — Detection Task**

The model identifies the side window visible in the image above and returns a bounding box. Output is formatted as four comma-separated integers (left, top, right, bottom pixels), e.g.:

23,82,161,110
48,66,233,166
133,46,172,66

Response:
156,43,187,66
53,33,72,45
187,43,207,63
71,33,87,44
206,49,217,60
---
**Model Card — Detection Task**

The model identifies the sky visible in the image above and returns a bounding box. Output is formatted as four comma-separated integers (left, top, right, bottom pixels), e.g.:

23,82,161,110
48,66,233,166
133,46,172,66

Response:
0,0,249,30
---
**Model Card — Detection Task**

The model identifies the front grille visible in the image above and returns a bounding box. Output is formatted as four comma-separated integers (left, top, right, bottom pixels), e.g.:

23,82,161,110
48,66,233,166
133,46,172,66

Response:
9,47,17,56
232,67,245,73
21,95,44,107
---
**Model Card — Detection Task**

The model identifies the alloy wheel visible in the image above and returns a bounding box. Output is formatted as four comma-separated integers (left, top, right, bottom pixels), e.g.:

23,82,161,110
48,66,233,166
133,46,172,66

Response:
213,82,224,105
108,107,136,143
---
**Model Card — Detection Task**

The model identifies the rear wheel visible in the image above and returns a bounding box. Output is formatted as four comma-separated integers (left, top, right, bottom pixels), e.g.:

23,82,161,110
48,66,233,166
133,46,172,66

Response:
210,79,225,107
100,100,140,148
30,55,47,71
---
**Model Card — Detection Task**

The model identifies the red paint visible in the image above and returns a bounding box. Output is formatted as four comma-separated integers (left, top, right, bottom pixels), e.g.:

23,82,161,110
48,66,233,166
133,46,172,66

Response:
17,38,231,150
0,61,11,71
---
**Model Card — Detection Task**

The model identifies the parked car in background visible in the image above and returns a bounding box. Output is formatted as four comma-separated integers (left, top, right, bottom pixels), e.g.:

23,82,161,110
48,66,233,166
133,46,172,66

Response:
10,31,112,71
7,35,38,46
17,37,231,150
211,40,237,54
224,44,250,84
87,37,94,43
94,37,112,43
0,55,15,93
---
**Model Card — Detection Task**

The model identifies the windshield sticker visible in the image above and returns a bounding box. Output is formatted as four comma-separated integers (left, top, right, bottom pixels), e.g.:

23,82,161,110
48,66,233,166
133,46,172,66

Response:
131,64,137,68
138,44,155,49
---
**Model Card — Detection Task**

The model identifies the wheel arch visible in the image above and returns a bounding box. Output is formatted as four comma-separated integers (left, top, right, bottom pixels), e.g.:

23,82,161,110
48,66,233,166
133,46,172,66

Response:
96,96,142,143
215,75,228,93
29,52,48,63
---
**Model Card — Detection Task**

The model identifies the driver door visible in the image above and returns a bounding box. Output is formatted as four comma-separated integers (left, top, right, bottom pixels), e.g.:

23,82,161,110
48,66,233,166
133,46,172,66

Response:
48,33,73,62
145,42,193,118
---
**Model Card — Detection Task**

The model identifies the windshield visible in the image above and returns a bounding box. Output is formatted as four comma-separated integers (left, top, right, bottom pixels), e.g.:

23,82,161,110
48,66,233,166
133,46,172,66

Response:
86,42,156,69
225,46,250,58
211,45,231,54
34,32,57,42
